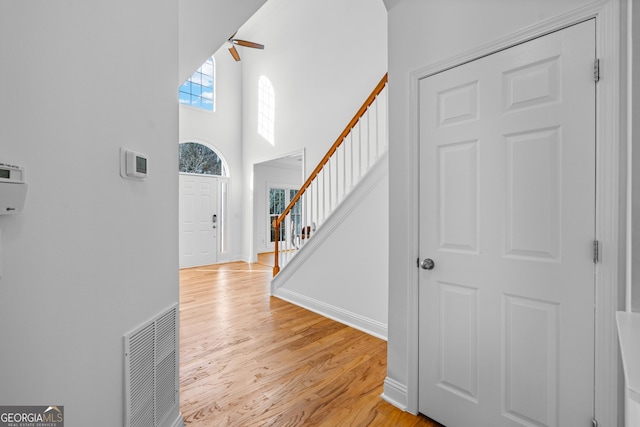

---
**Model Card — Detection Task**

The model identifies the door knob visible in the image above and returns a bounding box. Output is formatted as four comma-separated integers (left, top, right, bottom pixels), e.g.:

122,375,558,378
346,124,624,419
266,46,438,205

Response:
420,258,435,270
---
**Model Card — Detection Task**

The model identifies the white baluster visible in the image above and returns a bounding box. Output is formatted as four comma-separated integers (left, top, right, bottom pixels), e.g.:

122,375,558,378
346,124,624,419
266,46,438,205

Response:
308,186,312,247
373,96,379,162
365,107,371,172
313,179,317,229
327,160,332,214
342,141,347,200
318,169,322,222
335,146,340,204
358,121,362,181
349,133,355,191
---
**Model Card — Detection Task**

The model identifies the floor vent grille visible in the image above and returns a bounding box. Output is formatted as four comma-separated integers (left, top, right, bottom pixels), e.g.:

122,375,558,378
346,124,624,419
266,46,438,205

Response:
124,304,179,427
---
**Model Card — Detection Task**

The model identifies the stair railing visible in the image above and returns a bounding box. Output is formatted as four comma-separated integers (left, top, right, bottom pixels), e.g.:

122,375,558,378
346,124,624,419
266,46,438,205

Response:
272,73,388,276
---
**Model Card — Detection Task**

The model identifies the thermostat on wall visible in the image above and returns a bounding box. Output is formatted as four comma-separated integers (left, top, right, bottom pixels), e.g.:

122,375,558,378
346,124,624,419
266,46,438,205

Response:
0,162,25,183
120,148,148,180
0,161,27,215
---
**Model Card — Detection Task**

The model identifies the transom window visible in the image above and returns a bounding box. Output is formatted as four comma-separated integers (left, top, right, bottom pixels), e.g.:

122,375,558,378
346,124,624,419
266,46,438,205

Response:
179,57,214,111
179,142,228,176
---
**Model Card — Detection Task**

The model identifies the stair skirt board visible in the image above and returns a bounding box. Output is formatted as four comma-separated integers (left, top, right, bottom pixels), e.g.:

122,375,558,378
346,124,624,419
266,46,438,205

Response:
270,152,388,291
124,303,182,427
272,287,388,340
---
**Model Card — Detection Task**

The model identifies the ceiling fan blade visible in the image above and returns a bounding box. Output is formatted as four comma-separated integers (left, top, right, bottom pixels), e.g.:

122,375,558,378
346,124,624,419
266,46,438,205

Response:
229,45,241,61
231,39,265,50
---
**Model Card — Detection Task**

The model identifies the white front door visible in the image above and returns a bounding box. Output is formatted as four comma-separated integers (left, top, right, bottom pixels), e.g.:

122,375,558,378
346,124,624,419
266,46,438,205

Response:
418,21,596,427
179,173,218,268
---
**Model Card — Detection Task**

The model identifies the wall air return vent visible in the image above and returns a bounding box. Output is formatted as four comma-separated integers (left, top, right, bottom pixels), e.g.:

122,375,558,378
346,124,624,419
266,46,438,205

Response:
124,304,181,427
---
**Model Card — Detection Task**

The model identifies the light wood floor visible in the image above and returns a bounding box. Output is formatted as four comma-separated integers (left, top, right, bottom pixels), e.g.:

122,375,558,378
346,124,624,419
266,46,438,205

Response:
179,257,443,426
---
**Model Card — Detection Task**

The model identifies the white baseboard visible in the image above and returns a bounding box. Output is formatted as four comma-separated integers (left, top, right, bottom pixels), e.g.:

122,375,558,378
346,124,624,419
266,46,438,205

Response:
382,377,410,412
272,288,387,340
233,253,251,264
164,413,184,427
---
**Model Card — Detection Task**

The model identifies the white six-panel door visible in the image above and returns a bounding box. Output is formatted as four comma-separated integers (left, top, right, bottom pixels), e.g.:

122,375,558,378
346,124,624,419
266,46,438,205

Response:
418,20,596,427
179,173,218,268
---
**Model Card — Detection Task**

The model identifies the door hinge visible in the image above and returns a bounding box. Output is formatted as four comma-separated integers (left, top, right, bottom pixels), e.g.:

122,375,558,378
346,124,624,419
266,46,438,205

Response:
592,417,598,427
593,240,600,264
594,58,600,82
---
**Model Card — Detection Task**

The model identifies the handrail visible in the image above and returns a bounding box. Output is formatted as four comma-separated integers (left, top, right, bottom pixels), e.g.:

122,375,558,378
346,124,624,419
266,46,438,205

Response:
272,73,388,276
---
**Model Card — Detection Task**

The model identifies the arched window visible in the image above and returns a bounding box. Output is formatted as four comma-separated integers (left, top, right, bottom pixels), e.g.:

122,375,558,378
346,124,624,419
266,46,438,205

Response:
179,57,215,111
178,142,228,176
258,76,275,144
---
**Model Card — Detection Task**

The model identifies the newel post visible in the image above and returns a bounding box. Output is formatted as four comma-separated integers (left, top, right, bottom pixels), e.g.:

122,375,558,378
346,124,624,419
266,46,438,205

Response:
272,218,280,276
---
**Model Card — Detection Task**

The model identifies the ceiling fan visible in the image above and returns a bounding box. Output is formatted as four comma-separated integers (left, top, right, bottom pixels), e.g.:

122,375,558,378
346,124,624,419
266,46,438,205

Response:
227,32,264,62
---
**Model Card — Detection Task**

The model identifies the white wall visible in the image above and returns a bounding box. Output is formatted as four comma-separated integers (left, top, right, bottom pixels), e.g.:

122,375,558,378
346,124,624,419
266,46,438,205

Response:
237,0,388,260
384,0,609,413
274,161,389,339
630,0,640,313
0,1,178,425
178,0,267,84
253,163,302,254
179,46,245,261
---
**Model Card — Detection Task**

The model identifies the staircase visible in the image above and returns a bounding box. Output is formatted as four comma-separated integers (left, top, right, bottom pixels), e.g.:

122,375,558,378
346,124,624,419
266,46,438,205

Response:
269,74,389,339
272,74,388,276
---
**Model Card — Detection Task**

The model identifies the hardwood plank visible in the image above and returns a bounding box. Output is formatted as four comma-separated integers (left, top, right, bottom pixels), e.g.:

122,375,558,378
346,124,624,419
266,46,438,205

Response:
179,259,443,426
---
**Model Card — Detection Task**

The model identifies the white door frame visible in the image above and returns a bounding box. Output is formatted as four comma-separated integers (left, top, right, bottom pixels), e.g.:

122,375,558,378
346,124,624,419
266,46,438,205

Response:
250,149,306,263
404,2,621,425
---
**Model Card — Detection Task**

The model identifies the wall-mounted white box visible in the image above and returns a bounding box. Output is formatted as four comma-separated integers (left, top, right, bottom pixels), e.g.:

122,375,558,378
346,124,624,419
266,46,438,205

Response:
120,148,148,180
0,162,27,215
0,182,27,215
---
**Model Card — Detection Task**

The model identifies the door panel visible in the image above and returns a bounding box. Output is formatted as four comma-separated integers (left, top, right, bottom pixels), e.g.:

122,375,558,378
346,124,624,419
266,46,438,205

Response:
438,140,479,253
505,128,560,260
179,174,218,268
503,295,558,425
437,282,479,403
419,20,596,427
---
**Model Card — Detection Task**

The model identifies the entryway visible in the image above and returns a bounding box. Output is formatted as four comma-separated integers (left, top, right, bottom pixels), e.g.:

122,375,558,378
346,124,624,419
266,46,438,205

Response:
252,152,304,263
178,142,229,268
